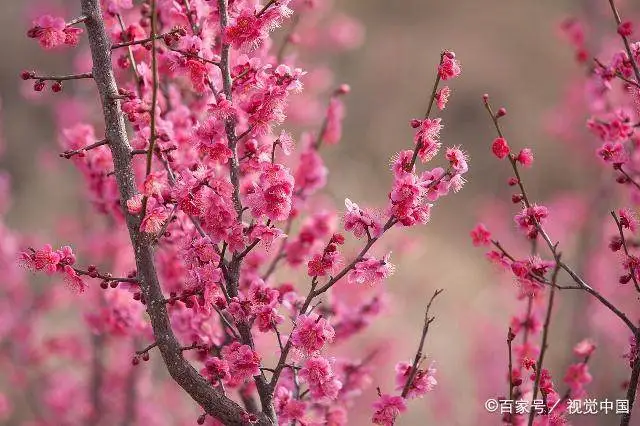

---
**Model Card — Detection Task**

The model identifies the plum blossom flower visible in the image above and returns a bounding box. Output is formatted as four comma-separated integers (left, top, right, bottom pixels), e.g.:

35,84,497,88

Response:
573,339,596,357
491,137,510,159
126,194,143,215
372,393,406,426
597,141,627,164
412,118,442,163
514,205,549,238
390,150,415,177
438,52,461,81
20,245,86,293
470,223,491,247
510,256,555,296
299,356,342,400
343,198,382,239
290,313,335,354
21,244,61,274
564,363,592,398
394,361,437,398
618,208,638,232
28,16,83,49
516,148,534,167
201,357,231,384
140,205,170,234
220,342,261,385
224,2,292,50
435,86,451,110
63,265,87,294
348,253,395,285
445,146,469,174
274,387,307,423
389,172,434,225
295,148,327,195
246,164,294,221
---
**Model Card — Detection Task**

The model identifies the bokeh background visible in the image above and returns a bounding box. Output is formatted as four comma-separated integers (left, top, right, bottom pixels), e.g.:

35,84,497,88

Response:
1,0,639,425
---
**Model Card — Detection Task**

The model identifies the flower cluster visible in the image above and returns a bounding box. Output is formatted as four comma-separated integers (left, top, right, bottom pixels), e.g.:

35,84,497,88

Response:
17,0,467,425
20,245,86,293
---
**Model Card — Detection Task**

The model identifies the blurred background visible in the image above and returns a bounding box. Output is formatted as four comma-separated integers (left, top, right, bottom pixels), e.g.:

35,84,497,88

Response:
1,0,639,425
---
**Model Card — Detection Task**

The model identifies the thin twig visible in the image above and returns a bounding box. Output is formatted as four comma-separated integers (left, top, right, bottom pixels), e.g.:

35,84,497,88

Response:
483,97,638,334
608,0,640,84
60,138,108,158
73,267,139,283
401,289,442,398
257,0,277,17
116,14,142,88
24,72,93,81
135,341,158,355
611,211,640,293
140,0,160,220
616,164,640,193
111,28,182,49
527,258,561,426
408,53,444,170
507,327,515,402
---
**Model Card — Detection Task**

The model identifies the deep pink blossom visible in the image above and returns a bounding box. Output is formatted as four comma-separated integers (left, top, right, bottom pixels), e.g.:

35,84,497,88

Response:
140,206,169,234
445,146,469,174
395,361,437,398
220,342,261,384
470,223,491,246
348,253,395,285
295,148,327,195
514,205,549,238
290,313,335,354
201,357,231,384
371,394,406,426
435,86,451,110
516,148,534,167
491,137,510,159
618,21,634,37
573,339,596,357
618,208,638,232
412,118,442,163
28,16,83,49
343,198,383,239
564,363,592,398
246,164,294,221
299,356,342,400
438,52,461,81
224,3,292,51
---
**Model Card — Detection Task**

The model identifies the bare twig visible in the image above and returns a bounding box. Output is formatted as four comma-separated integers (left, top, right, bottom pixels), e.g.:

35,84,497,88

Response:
401,289,442,398
527,258,561,426
23,72,93,81
60,138,108,158
507,327,515,402
111,28,183,49
621,351,640,426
